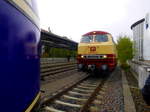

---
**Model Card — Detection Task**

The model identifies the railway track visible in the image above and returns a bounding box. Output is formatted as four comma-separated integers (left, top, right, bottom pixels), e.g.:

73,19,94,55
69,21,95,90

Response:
40,61,77,80
39,74,108,112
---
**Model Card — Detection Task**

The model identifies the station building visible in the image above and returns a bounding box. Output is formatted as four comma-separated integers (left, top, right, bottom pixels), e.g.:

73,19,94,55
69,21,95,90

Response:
131,13,150,61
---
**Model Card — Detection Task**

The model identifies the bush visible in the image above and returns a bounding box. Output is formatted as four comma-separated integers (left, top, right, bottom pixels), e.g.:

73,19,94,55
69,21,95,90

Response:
120,63,130,71
41,46,77,58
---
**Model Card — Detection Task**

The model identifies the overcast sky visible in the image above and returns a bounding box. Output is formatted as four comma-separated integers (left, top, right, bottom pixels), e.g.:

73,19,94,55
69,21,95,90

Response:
37,0,150,42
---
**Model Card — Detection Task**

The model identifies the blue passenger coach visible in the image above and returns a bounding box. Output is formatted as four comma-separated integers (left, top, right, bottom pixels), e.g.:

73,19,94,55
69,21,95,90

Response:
0,0,40,112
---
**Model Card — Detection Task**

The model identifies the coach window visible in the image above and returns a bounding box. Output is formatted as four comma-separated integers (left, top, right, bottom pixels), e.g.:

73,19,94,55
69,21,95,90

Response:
95,35,108,42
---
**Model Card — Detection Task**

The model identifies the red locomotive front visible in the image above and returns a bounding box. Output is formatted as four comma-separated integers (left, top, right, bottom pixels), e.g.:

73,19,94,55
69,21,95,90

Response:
77,31,117,74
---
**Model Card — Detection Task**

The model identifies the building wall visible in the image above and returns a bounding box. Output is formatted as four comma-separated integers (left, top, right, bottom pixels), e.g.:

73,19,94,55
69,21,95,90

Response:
130,13,150,90
129,61,149,89
132,22,144,60
132,13,150,61
143,13,150,60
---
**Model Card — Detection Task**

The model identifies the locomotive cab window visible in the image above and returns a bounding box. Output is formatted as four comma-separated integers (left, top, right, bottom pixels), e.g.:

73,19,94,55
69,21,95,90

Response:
81,35,108,43
80,36,93,43
95,35,108,42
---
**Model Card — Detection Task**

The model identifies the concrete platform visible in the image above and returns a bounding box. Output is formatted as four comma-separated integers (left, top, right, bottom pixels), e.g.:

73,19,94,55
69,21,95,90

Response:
122,70,136,112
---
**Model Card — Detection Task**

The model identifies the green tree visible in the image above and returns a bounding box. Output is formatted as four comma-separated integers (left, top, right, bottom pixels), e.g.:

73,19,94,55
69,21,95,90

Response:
116,35,133,67
41,46,77,58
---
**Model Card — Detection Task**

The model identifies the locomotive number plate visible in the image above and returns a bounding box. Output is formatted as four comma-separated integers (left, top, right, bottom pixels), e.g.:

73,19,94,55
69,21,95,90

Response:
90,46,96,52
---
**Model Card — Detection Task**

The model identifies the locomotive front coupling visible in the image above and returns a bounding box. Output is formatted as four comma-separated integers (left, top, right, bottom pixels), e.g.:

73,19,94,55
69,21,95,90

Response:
88,64,96,71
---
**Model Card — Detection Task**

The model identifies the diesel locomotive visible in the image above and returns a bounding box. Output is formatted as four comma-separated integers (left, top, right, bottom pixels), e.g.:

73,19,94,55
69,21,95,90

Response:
0,0,40,112
77,31,117,74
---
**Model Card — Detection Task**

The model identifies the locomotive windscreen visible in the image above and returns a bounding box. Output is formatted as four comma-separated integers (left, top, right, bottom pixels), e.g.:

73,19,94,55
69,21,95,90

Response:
80,34,108,43
95,35,108,42
80,35,93,43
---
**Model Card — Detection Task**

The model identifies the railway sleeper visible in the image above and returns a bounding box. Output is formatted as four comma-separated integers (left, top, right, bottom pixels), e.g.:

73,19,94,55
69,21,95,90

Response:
77,85,96,90
73,88,94,93
41,67,75,77
80,83,98,87
41,65,76,73
68,91,91,96
63,95,87,102
41,62,76,69
54,100,82,108
45,106,65,112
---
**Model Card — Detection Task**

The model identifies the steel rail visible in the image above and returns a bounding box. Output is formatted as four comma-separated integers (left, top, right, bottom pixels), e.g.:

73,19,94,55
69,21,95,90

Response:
40,74,90,106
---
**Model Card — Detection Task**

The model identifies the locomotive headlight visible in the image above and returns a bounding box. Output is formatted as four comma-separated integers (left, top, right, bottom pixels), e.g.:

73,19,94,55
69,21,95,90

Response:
103,55,107,58
81,55,84,58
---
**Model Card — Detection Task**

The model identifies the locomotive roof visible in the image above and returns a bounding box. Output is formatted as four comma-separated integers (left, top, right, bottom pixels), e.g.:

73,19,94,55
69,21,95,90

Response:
83,31,110,36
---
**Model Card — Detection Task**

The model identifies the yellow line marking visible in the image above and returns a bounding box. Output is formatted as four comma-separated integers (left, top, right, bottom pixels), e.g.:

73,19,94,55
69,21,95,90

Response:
25,92,40,112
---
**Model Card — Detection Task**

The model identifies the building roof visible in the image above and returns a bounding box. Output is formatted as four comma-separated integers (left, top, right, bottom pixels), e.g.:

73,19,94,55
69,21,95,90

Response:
131,18,145,29
41,29,78,50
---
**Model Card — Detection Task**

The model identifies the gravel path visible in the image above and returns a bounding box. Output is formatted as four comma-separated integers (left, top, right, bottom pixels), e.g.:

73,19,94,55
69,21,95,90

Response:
90,67,124,112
